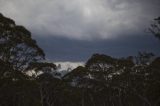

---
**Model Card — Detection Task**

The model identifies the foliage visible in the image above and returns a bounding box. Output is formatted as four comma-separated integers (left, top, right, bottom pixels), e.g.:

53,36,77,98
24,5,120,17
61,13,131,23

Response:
0,13,45,73
149,17,160,40
0,13,160,106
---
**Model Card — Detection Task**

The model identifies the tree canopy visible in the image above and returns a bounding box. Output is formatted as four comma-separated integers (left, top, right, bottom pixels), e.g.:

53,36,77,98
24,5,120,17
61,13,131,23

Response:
149,16,160,40
0,13,160,106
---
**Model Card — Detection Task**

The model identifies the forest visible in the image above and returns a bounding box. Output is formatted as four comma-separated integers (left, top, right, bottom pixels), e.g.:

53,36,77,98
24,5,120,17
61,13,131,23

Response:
0,13,160,106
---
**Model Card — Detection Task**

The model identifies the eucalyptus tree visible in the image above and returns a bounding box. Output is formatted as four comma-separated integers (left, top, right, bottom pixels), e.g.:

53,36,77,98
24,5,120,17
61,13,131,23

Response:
0,13,45,106
149,17,160,40
0,13,45,79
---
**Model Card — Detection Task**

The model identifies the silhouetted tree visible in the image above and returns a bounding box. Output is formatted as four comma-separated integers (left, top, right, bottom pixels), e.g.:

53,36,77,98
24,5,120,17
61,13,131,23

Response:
149,17,160,40
0,13,45,106
1,13,160,106
0,13,45,74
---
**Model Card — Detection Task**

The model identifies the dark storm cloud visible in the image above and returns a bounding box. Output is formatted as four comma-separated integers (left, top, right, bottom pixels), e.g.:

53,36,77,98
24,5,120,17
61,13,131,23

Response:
0,0,160,61
0,0,160,40
34,35,160,62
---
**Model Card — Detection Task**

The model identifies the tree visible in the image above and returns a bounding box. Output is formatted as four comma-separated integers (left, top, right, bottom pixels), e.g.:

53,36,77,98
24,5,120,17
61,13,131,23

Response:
27,62,58,77
0,13,45,106
0,13,45,75
63,53,160,106
149,17,160,40
1,13,160,106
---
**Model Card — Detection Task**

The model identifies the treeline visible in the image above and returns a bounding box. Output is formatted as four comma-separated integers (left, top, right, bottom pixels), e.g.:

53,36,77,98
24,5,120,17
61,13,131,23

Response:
0,13,160,106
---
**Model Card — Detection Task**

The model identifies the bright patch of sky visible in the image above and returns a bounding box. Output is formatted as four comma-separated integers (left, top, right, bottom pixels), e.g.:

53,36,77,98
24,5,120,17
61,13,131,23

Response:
0,0,159,40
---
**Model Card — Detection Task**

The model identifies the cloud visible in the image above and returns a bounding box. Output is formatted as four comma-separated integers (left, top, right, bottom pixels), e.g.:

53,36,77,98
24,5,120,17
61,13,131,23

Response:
35,35,160,62
0,0,160,40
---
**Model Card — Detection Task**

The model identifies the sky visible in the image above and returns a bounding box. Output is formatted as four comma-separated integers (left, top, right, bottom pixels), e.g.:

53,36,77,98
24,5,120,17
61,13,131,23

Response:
0,0,160,62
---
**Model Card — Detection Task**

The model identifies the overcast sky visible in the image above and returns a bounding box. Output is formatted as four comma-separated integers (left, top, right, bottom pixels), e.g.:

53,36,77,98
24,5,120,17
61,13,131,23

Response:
0,0,160,62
